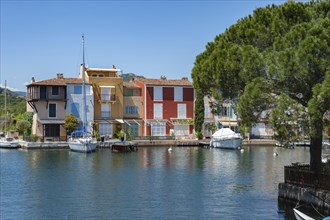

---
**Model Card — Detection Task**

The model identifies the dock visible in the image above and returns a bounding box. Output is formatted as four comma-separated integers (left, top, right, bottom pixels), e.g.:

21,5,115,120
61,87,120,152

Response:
111,141,138,153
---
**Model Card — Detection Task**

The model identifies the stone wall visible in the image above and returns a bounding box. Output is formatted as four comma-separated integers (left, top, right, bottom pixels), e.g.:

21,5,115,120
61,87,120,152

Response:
278,183,330,215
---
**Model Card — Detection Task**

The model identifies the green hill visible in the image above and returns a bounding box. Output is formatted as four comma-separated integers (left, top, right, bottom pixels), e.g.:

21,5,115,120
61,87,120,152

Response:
0,88,26,116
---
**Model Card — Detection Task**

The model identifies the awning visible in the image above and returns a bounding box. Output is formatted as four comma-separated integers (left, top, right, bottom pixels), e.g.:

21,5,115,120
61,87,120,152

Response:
115,119,124,124
133,119,141,126
123,119,142,126
37,119,65,124
219,121,238,126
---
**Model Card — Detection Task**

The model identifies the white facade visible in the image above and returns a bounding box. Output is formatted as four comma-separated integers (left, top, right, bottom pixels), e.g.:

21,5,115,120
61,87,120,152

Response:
66,84,94,133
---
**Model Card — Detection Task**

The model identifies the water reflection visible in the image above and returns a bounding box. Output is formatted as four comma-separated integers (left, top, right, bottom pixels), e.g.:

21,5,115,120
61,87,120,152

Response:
1,146,328,219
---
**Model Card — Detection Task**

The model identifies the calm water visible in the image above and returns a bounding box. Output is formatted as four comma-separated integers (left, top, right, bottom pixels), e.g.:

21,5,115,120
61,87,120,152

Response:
1,146,328,220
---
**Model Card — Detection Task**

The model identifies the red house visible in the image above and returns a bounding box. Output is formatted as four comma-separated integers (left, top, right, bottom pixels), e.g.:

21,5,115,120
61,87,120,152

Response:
133,76,194,137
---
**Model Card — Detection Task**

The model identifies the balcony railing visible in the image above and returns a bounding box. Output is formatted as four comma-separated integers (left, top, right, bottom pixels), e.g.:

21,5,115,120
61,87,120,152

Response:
100,94,116,102
27,91,66,101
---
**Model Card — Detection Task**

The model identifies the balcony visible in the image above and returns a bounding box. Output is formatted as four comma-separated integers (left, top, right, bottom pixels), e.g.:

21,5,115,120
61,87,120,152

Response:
27,91,66,101
99,94,116,102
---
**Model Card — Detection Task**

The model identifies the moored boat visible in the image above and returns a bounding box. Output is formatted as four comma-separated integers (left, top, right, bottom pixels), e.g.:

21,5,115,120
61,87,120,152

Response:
210,127,242,149
68,34,97,153
0,137,19,149
293,208,315,220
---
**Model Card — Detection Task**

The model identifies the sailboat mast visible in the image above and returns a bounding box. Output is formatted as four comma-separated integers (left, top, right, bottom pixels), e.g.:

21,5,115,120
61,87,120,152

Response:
4,80,7,116
4,80,7,132
82,34,87,134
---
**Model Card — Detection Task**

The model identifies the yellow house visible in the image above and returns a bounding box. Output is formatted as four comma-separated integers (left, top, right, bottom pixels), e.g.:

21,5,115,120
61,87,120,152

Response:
123,81,143,137
81,65,124,138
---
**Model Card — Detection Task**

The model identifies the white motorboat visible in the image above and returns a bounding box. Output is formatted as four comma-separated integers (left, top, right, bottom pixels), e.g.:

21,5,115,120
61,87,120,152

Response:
68,34,97,153
210,127,242,149
0,137,19,149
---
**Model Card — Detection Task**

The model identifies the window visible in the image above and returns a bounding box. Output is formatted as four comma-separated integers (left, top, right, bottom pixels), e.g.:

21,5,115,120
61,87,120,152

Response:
98,74,104,77
125,89,134,96
74,85,82,94
151,122,166,136
52,86,59,95
174,87,183,101
227,105,232,118
49,103,56,118
154,104,163,119
154,86,162,101
177,104,186,119
220,104,232,117
126,124,138,137
101,104,110,118
99,123,112,136
71,103,80,119
101,87,110,101
45,124,60,137
174,124,189,136
125,106,138,114
91,74,97,77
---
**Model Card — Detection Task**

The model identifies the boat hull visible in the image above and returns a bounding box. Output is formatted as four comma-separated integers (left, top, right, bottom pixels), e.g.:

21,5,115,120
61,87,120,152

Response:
293,208,315,220
0,140,19,149
210,138,242,149
68,141,97,153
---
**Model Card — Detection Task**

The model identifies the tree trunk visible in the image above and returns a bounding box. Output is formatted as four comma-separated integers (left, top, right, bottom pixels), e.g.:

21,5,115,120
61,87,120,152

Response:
309,119,323,172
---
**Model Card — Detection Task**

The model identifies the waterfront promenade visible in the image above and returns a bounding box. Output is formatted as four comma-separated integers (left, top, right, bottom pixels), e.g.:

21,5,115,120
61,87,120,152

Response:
18,138,277,149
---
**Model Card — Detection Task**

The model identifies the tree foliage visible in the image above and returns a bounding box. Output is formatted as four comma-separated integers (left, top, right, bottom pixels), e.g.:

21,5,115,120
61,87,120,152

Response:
191,1,330,171
64,114,79,135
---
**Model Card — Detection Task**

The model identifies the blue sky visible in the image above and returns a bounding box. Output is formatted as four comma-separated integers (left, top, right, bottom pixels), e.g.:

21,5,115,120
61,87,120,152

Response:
1,0,288,92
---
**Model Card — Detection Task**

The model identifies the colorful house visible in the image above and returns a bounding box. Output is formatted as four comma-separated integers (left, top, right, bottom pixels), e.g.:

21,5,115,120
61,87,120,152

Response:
123,81,143,137
133,76,195,137
26,73,93,141
82,66,124,138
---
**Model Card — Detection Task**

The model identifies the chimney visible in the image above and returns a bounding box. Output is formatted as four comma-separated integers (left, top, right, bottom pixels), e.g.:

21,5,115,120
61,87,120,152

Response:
56,73,64,79
160,75,167,80
182,77,188,81
31,77,35,83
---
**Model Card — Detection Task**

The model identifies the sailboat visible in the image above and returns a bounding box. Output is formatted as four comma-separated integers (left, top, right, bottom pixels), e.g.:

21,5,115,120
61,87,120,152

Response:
0,80,19,149
210,99,242,149
68,34,97,153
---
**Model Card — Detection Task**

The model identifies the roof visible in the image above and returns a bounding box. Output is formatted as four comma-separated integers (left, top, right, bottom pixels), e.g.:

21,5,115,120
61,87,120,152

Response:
134,77,192,86
123,81,140,89
27,78,90,86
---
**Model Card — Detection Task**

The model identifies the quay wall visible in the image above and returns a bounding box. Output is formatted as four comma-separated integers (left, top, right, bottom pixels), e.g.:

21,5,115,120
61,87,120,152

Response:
18,139,277,149
19,141,69,149
278,183,330,215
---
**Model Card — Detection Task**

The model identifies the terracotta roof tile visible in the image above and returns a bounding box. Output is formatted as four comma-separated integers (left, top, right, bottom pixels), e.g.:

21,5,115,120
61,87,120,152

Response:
27,77,88,86
123,81,140,88
134,77,192,86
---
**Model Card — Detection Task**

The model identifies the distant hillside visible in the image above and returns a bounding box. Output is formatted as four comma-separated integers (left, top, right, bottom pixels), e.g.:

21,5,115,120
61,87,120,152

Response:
0,87,26,116
0,87,26,97
120,73,145,82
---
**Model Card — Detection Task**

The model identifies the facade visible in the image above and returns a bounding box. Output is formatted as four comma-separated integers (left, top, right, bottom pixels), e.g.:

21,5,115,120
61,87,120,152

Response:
66,82,94,133
203,96,239,138
133,76,195,137
83,66,124,138
26,69,196,140
203,96,274,139
26,73,92,141
123,81,143,137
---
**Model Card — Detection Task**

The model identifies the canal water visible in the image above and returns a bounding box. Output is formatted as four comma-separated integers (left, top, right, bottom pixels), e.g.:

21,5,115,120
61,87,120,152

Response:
1,146,329,219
